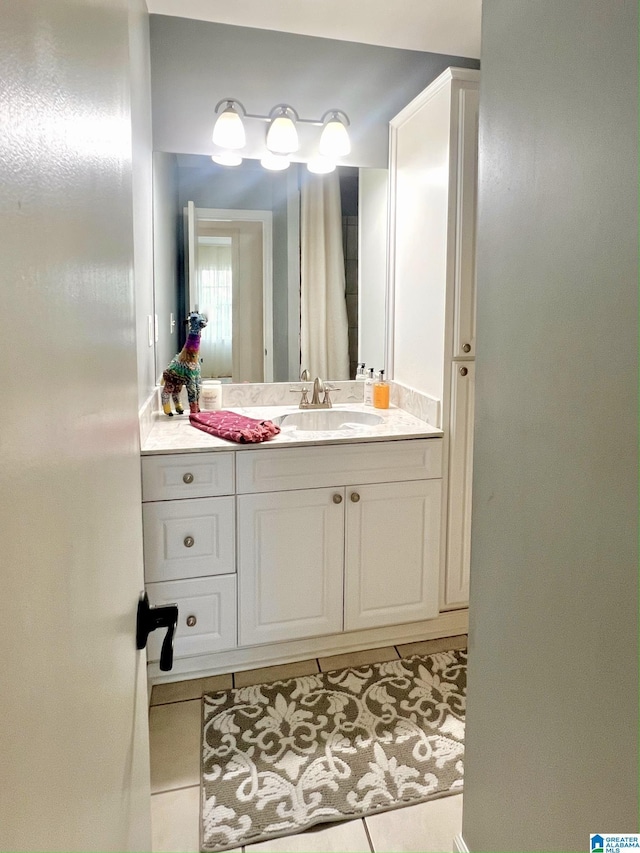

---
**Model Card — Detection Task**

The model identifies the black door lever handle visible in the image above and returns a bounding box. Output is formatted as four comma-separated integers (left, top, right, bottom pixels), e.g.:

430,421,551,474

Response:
136,592,179,671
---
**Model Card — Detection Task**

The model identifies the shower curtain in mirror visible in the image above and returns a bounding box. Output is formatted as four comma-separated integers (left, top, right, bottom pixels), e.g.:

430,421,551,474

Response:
300,171,350,380
198,243,233,378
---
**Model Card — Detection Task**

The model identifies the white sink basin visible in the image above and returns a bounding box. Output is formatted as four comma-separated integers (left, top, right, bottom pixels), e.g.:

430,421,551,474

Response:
272,409,384,431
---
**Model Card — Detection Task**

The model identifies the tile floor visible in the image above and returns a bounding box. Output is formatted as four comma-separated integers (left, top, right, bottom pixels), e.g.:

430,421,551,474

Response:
149,635,467,853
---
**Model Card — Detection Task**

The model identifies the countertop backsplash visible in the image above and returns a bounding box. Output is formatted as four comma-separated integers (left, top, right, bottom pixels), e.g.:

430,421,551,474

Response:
391,381,440,428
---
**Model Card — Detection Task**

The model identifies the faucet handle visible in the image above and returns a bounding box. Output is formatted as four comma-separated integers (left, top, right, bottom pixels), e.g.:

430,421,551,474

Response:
323,384,337,407
291,386,309,406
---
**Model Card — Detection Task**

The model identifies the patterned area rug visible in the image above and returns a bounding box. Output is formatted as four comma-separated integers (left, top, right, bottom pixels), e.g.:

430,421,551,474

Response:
201,649,466,852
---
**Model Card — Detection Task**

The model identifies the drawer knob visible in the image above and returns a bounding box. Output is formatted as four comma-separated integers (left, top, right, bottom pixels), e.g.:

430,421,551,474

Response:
183,472,194,484
350,492,360,503
183,536,195,548
332,493,343,504
186,615,197,628
459,366,468,376
462,343,471,353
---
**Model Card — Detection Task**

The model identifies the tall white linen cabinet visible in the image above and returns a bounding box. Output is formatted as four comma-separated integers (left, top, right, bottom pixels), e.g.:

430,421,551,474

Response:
388,67,480,610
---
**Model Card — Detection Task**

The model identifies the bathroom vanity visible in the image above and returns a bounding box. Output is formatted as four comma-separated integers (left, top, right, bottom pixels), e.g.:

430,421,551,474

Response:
140,402,467,682
141,66,479,683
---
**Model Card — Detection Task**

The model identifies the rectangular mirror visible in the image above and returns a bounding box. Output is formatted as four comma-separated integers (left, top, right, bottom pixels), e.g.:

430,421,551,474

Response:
152,153,388,383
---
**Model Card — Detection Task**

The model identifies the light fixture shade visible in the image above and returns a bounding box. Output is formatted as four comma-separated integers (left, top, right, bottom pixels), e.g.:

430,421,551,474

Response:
211,152,242,166
307,155,336,174
319,112,351,158
260,152,290,171
266,113,299,154
212,104,246,150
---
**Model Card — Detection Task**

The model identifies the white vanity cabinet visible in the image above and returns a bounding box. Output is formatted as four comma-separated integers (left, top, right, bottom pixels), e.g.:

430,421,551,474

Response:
236,439,442,646
140,436,464,680
141,452,238,663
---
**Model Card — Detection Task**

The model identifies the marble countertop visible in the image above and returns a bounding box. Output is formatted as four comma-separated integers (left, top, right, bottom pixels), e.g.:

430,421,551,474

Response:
141,403,442,455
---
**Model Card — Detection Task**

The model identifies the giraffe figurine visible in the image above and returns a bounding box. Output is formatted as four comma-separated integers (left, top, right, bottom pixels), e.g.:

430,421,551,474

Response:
161,311,208,416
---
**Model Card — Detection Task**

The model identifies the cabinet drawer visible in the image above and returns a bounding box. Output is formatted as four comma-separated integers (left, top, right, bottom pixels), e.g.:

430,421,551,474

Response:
141,452,234,502
236,439,442,494
146,575,237,661
143,497,235,582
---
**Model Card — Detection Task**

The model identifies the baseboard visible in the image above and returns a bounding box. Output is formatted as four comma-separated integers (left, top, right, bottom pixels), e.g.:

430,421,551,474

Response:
148,608,469,683
453,833,469,852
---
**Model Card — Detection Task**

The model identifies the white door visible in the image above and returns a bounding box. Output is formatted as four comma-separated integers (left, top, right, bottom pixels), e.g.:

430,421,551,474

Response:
237,488,344,645
0,3,151,848
344,480,442,631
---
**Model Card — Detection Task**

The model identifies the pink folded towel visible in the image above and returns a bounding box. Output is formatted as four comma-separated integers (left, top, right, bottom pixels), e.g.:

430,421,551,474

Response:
189,410,281,444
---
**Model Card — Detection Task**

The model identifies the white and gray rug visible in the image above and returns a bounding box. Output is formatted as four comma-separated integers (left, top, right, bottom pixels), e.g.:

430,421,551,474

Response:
201,649,466,852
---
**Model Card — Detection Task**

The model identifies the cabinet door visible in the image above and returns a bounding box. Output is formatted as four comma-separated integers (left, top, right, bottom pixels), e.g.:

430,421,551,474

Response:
452,85,479,360
344,480,441,631
237,488,344,646
444,362,475,608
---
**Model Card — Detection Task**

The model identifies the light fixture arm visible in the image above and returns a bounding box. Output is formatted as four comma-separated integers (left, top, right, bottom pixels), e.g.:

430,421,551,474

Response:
214,98,247,117
320,109,351,127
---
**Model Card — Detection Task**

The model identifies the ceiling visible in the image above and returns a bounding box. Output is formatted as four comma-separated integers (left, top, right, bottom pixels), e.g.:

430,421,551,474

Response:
145,0,482,59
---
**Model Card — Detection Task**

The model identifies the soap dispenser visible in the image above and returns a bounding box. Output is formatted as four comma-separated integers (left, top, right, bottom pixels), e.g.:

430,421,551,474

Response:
373,369,390,409
355,363,366,381
363,368,375,406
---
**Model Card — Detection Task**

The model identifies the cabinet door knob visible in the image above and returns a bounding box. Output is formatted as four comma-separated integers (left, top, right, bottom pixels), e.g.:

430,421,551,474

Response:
332,493,343,504
183,472,194,484
186,614,197,628
459,366,468,376
183,536,195,548
350,492,360,503
462,343,471,353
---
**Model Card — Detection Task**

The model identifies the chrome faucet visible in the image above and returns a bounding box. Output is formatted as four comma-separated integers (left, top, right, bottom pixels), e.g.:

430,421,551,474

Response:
311,377,325,406
291,375,335,409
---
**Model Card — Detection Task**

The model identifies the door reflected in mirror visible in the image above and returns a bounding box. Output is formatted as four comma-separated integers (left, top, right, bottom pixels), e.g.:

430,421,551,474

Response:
187,204,273,383
152,153,388,384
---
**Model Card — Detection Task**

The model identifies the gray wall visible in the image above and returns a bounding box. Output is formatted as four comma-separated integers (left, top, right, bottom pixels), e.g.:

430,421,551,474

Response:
463,2,638,850
149,15,479,167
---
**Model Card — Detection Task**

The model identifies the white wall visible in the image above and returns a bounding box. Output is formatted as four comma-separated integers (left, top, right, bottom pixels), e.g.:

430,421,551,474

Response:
358,168,388,372
131,2,156,406
462,2,638,850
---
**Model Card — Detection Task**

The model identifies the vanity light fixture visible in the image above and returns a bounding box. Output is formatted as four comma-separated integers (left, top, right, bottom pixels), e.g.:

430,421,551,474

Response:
211,152,243,166
260,151,290,171
212,98,351,168
212,99,247,149
306,155,336,174
319,110,351,158
266,105,299,154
